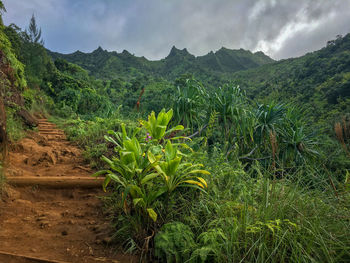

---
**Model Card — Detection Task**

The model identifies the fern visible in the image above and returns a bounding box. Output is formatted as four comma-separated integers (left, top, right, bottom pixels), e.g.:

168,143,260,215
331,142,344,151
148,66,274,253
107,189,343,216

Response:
154,222,195,263
191,228,228,262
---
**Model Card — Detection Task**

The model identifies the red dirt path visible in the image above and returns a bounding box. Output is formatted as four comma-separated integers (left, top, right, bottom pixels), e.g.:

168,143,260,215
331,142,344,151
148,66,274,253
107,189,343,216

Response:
0,119,135,263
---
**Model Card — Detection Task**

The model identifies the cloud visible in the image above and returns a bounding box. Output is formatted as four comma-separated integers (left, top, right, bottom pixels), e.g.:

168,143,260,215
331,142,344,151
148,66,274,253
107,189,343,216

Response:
2,0,350,60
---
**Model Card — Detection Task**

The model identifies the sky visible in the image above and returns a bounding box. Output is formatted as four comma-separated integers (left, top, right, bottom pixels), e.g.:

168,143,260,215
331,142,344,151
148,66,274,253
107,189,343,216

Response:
2,0,350,60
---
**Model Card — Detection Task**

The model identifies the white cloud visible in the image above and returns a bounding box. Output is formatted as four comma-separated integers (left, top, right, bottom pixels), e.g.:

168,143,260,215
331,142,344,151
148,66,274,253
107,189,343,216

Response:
2,0,350,60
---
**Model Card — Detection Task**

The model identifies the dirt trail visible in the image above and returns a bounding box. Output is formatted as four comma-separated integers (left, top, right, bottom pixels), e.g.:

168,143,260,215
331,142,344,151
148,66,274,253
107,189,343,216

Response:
0,119,134,263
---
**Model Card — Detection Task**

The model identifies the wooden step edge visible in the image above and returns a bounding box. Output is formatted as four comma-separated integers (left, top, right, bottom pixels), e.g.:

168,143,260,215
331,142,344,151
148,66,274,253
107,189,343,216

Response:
0,250,67,263
38,133,64,135
6,176,105,189
38,129,63,132
39,133,66,136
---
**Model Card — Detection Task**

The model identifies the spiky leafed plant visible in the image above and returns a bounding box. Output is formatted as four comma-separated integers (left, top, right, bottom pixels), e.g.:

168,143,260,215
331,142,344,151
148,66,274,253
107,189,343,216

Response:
278,107,319,167
254,102,286,145
172,78,208,132
207,85,256,156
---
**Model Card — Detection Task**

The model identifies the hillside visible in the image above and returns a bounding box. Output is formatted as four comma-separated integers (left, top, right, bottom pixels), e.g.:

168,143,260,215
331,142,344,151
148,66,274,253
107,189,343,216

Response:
48,45,274,81
229,33,350,123
47,34,350,124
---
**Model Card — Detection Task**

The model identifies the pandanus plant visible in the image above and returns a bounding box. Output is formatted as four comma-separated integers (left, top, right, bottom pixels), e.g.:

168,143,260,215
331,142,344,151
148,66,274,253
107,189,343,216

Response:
172,78,208,132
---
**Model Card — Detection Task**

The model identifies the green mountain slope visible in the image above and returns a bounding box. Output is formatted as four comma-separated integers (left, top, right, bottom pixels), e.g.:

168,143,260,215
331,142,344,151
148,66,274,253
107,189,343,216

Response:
48,45,275,81
230,33,350,123
47,33,350,124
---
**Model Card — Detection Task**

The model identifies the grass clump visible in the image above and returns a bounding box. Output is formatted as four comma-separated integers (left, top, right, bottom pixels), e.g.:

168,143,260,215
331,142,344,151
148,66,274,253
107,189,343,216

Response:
6,108,25,142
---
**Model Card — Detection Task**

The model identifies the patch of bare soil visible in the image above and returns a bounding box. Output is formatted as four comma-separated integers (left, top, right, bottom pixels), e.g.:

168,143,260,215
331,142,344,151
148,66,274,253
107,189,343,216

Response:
0,119,135,263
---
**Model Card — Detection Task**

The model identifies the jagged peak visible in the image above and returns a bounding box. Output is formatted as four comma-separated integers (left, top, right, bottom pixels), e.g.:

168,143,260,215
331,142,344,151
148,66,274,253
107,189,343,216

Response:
73,50,83,55
121,49,132,56
92,46,105,53
167,46,193,58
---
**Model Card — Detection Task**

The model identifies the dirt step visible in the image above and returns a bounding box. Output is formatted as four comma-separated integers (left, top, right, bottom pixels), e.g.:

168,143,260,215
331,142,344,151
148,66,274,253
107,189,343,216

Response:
0,251,66,263
38,129,63,132
39,131,65,135
38,126,58,129
7,176,105,189
38,127,59,130
0,251,67,263
38,124,54,126
39,133,66,137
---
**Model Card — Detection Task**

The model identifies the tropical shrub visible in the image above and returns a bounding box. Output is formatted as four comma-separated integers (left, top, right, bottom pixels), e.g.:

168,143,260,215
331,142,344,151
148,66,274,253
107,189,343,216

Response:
94,109,210,252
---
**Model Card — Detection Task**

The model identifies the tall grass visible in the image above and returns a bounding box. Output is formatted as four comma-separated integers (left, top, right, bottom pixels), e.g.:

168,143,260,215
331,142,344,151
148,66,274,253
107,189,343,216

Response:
154,152,350,262
6,108,25,142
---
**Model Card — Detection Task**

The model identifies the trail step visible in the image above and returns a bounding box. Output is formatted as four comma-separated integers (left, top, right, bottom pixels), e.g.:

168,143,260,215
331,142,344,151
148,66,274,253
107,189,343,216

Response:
7,176,104,189
0,250,67,263
0,251,120,263
39,132,65,135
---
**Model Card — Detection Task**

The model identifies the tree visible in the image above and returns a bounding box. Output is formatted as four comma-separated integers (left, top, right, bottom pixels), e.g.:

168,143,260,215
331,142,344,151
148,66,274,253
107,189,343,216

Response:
0,0,6,25
25,14,44,45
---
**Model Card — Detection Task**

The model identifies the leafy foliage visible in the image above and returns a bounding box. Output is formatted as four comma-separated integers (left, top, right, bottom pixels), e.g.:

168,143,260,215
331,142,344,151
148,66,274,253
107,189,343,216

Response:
154,222,195,263
93,109,209,250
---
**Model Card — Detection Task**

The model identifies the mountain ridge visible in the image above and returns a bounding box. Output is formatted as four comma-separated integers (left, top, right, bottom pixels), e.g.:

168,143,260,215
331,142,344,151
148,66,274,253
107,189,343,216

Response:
47,45,275,80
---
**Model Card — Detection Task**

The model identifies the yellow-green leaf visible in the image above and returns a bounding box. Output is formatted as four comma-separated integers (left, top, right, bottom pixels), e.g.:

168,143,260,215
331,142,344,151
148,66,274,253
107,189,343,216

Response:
184,180,205,189
147,208,157,222
188,169,211,175
196,177,208,188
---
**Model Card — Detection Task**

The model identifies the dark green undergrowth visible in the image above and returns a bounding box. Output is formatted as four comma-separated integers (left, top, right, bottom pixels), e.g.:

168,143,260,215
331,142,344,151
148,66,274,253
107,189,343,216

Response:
50,112,139,168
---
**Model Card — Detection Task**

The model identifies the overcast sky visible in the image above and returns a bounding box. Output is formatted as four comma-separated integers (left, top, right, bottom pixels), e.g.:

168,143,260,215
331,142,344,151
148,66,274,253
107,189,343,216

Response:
2,0,350,60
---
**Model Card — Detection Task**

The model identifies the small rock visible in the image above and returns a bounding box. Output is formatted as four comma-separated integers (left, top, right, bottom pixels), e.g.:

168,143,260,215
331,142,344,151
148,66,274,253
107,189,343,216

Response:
30,248,37,253
61,210,69,217
102,237,112,244
40,221,51,228
68,219,75,225
36,216,47,221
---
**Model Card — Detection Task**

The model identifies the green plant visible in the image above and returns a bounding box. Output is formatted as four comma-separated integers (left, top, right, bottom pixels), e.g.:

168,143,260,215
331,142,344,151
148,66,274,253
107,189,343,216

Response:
94,109,209,252
154,222,196,263
172,78,207,131
140,109,184,142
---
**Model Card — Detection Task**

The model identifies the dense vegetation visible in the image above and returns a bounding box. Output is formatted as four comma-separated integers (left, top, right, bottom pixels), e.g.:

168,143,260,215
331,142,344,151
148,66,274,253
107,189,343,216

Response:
1,2,350,262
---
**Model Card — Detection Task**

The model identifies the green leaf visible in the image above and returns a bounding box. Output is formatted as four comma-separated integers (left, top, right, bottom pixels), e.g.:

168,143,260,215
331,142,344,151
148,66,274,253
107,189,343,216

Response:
91,170,109,177
188,170,211,175
133,198,145,208
141,173,159,184
147,208,158,222
102,176,112,192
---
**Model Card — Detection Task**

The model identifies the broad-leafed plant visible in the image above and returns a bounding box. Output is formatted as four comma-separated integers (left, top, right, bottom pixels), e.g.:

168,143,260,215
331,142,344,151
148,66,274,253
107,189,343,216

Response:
93,109,209,250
